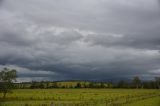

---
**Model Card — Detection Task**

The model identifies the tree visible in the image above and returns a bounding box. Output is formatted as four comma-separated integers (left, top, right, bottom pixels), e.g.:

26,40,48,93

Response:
30,81,39,89
89,82,94,88
132,76,141,89
155,77,160,89
143,81,156,89
39,82,45,89
0,68,17,99
100,83,105,88
76,82,81,88
52,82,58,88
117,80,128,88
46,81,50,88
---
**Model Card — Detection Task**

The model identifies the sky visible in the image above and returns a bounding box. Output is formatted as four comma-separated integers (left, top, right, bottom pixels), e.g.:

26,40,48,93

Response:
0,0,160,82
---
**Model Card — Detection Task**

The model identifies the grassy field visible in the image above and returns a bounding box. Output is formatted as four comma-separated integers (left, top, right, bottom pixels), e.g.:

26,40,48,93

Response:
125,96,160,106
0,89,160,106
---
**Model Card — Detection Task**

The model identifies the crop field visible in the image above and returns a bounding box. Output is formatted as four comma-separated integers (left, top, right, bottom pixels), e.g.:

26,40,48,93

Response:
0,89,160,106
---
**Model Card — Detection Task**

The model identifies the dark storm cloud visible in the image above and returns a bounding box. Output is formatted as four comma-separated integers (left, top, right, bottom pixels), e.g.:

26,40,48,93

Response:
0,0,160,81
0,0,3,4
158,0,160,4
85,33,160,50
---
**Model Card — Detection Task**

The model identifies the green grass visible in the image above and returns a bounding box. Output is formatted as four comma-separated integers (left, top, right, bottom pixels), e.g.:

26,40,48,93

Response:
125,96,160,106
0,89,159,106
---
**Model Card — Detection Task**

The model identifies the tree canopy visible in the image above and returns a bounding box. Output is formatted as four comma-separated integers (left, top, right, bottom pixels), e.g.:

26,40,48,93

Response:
132,76,141,89
0,68,17,99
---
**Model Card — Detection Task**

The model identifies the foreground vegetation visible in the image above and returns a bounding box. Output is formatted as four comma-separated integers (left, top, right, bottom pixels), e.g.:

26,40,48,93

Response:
125,96,160,106
0,89,160,106
0,68,160,106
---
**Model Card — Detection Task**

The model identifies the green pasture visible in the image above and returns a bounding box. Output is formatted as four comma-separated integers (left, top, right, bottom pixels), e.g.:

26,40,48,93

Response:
0,89,160,106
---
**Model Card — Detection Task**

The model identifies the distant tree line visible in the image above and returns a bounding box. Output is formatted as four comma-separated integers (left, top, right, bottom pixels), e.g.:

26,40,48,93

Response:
14,81,111,89
0,68,159,91
116,76,160,89
13,76,160,89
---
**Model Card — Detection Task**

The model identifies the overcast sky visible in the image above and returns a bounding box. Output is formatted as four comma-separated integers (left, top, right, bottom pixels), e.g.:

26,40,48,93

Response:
0,0,160,82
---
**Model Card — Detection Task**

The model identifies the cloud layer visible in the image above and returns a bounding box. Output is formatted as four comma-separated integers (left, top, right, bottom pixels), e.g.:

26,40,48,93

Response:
0,0,160,81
